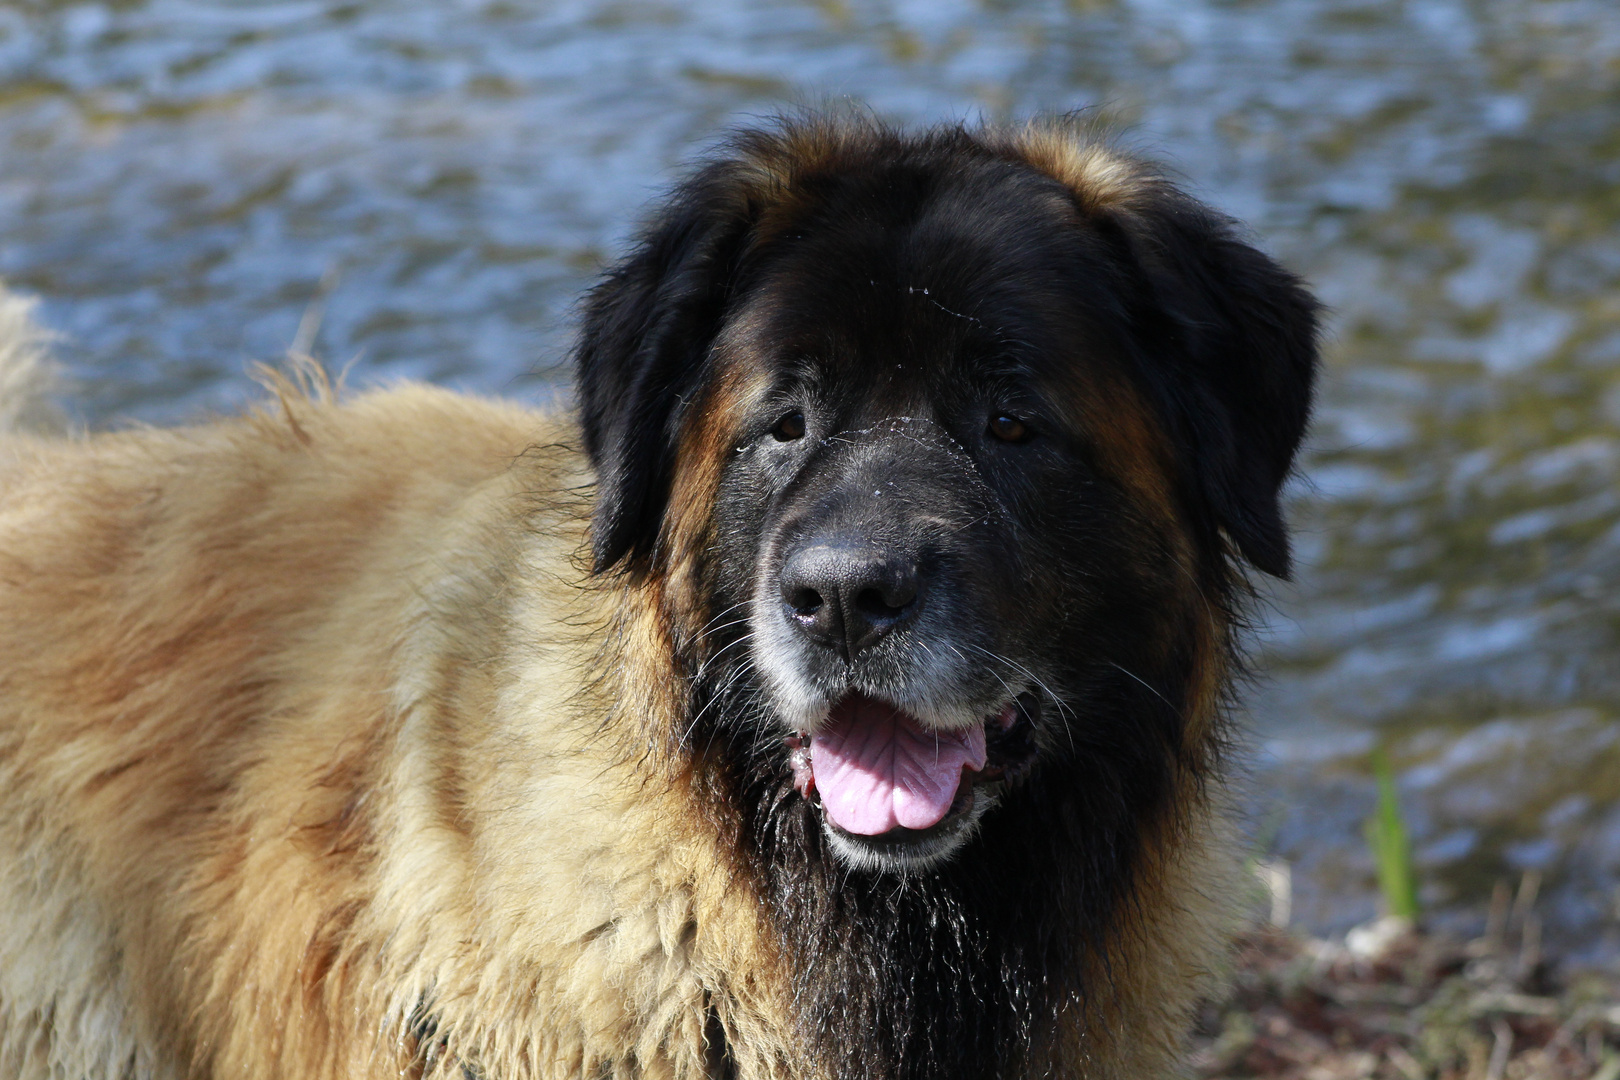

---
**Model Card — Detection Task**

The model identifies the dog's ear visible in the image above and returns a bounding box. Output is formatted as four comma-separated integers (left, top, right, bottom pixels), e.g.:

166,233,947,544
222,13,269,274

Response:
574,164,762,574
1104,187,1320,579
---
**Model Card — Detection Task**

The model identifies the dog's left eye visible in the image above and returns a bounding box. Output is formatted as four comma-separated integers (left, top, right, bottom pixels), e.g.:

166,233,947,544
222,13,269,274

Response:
987,413,1031,444
771,411,807,441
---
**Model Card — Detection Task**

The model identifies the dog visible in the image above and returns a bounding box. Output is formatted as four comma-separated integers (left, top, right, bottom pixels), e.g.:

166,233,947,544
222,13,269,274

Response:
0,115,1318,1080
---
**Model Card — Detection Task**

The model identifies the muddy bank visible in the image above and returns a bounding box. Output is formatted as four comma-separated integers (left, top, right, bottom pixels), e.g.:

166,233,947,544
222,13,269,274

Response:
1195,908,1620,1080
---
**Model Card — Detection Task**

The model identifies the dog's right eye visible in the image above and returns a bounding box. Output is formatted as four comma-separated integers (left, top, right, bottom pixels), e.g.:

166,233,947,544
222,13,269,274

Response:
987,413,1031,444
771,411,806,441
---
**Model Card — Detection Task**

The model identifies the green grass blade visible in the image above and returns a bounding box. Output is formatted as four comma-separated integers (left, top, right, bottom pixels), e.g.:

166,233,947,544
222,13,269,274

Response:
1364,747,1419,921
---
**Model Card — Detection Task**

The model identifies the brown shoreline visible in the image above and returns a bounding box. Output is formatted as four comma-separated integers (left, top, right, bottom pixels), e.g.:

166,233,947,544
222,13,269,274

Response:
1192,917,1620,1080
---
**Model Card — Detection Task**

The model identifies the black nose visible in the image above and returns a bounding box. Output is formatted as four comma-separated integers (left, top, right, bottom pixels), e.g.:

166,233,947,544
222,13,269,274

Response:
779,543,921,660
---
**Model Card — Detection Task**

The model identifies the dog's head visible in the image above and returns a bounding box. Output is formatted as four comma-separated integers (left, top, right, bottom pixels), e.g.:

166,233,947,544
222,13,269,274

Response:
575,116,1318,874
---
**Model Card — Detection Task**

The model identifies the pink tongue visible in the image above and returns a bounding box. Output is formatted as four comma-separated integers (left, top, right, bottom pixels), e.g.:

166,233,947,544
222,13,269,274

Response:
812,696,987,835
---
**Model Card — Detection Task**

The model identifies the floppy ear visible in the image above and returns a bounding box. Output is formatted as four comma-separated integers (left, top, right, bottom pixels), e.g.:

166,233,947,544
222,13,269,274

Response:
574,164,762,573
1105,188,1320,579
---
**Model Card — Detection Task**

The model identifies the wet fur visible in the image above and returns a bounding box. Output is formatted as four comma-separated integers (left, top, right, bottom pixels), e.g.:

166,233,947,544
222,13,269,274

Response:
0,115,1317,1079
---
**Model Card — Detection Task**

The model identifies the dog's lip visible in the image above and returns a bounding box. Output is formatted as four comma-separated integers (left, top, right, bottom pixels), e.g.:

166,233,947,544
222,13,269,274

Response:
786,691,1041,838
979,692,1041,783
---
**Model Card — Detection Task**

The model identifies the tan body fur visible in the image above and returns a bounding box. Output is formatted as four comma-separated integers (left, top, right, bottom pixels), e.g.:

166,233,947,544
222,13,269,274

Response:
0,376,792,1079
0,374,1232,1080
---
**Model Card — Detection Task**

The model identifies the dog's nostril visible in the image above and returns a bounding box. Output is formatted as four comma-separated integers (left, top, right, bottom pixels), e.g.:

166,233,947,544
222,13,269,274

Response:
789,587,824,616
854,586,908,621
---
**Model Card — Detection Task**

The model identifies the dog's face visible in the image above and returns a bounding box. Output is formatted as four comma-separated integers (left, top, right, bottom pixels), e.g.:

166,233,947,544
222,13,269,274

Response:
703,188,1205,872
576,118,1318,875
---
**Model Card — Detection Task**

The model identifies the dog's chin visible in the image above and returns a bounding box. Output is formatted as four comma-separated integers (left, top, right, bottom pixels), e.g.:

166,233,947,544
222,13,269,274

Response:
820,784,996,874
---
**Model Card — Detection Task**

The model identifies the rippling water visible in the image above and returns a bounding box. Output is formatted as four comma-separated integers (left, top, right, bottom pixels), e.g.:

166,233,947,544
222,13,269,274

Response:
2,0,1617,957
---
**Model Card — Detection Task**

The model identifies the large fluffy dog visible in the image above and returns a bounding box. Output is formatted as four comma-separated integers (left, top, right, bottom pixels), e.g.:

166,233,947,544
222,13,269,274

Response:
0,117,1317,1079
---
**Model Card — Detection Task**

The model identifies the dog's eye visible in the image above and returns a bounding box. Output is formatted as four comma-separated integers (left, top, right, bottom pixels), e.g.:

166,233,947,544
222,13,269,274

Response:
987,413,1030,444
771,411,807,442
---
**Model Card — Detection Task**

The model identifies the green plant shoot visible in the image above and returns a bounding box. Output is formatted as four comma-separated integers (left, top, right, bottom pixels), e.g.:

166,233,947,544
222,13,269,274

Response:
1364,747,1419,921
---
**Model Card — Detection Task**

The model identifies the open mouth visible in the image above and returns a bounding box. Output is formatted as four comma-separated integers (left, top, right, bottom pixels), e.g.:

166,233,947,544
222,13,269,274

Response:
787,691,1041,866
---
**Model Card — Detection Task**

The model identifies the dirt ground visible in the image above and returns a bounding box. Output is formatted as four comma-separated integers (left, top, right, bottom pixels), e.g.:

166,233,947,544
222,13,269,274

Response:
1190,905,1620,1080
